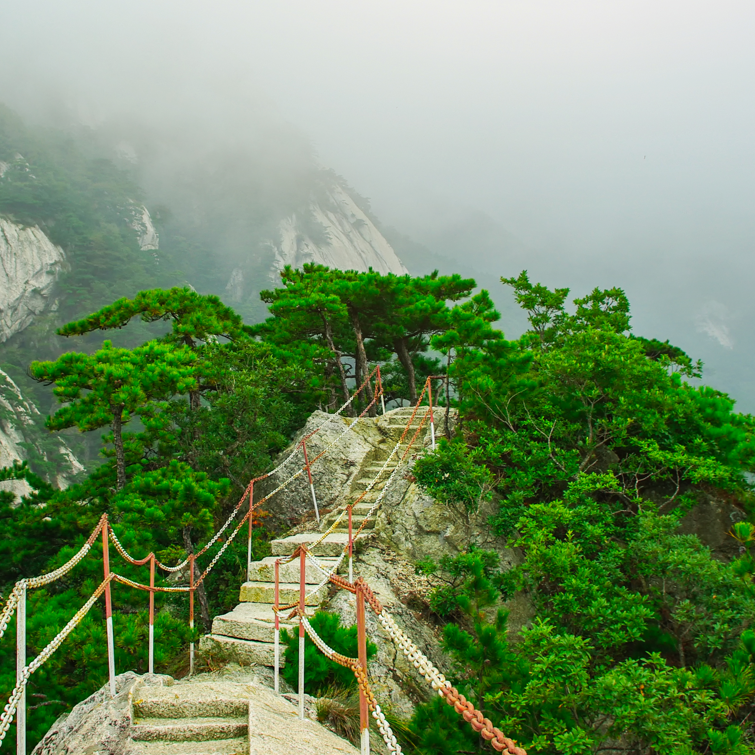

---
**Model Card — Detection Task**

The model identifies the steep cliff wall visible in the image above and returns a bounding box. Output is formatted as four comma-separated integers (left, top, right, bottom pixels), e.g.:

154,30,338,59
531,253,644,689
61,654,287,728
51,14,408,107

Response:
0,369,84,499
0,217,67,342
269,183,408,280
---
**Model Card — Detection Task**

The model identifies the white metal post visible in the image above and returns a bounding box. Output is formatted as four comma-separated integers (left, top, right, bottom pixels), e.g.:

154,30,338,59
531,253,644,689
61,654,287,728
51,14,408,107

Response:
247,483,254,581
274,559,280,694
299,548,306,720
302,441,320,523
102,522,116,697
16,581,26,755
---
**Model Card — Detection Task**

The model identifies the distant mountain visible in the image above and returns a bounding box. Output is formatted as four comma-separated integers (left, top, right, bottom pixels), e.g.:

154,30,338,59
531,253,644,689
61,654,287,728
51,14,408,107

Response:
0,103,408,488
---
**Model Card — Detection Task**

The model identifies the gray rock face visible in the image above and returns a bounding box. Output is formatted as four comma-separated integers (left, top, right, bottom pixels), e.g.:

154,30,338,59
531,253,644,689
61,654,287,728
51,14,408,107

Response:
0,217,67,343
256,410,387,533
270,183,408,281
0,369,84,499
32,670,359,755
32,672,140,755
127,204,159,251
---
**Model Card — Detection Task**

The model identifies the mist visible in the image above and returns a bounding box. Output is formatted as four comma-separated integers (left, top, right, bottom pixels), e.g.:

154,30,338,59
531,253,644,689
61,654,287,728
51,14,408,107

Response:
1,0,754,408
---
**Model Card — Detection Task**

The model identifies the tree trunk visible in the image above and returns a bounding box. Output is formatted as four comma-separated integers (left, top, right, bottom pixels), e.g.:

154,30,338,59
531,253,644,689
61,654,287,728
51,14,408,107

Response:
321,313,352,415
394,337,417,404
182,526,212,631
348,308,375,415
111,404,126,490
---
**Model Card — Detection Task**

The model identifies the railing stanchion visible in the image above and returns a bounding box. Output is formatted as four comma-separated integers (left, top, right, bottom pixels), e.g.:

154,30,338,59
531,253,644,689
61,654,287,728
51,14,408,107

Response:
148,554,155,674
298,546,306,720
302,440,320,523
428,378,436,450
348,505,354,583
377,365,386,415
247,482,254,580
16,580,26,755
189,554,195,677
102,521,116,697
357,583,370,755
274,558,281,694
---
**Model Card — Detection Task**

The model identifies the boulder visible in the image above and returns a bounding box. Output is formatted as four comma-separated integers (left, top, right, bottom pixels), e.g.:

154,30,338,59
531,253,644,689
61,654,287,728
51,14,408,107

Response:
255,411,386,532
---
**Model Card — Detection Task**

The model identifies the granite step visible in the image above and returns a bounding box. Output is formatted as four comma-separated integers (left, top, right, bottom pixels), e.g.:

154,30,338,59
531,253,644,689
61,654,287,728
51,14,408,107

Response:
239,581,327,605
130,739,248,755
352,478,387,491
131,717,247,742
133,682,250,719
333,516,375,532
270,532,356,558
247,556,339,584
212,603,296,643
200,634,285,666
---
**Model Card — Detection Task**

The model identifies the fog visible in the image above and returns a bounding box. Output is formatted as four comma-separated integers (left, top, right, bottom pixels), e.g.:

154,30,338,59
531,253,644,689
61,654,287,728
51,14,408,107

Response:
1,0,754,408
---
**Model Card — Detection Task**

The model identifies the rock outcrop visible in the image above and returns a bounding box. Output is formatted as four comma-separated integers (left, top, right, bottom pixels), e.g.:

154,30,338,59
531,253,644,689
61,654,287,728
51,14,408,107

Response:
128,204,160,251
32,669,359,755
270,183,408,280
0,217,67,343
0,369,84,499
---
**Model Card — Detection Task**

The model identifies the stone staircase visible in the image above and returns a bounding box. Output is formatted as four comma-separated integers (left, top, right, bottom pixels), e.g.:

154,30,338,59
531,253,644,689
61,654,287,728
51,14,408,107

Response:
126,675,360,754
129,679,250,755
201,406,438,667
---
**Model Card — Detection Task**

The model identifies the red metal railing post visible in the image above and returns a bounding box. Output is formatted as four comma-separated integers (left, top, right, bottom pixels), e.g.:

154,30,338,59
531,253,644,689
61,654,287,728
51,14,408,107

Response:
148,554,155,674
298,546,306,720
428,377,436,450
247,482,254,580
348,505,354,583
302,440,320,523
102,519,116,697
189,554,195,676
274,558,281,694
377,365,386,415
357,583,370,754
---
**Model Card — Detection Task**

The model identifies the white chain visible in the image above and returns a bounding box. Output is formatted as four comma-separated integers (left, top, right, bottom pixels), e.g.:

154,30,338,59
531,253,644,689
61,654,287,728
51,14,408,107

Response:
0,576,112,747
0,584,20,640
372,703,403,754
376,611,450,694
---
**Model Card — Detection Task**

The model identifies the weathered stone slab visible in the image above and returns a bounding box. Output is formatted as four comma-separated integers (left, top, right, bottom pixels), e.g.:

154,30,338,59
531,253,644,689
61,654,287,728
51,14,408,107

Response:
199,635,283,667
239,581,326,606
247,555,339,584
212,603,296,643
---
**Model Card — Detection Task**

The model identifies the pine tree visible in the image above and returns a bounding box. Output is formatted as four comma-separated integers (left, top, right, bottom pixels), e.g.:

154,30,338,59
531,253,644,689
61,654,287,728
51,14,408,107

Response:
30,340,196,488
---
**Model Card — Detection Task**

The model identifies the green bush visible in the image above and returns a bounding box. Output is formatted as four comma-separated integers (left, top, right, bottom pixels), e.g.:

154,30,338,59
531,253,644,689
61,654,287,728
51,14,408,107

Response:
281,611,376,695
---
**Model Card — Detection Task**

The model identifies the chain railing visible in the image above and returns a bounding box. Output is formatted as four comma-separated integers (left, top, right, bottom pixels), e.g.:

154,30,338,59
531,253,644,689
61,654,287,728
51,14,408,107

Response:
0,369,453,752
0,365,395,751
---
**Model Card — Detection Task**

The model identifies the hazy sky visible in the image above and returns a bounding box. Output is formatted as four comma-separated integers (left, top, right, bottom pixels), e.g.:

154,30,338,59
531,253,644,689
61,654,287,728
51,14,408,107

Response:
1,0,754,404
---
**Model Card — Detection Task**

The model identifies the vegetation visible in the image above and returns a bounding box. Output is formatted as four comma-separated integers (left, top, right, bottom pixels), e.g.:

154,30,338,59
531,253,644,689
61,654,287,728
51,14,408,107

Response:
407,272,755,754
2,108,754,750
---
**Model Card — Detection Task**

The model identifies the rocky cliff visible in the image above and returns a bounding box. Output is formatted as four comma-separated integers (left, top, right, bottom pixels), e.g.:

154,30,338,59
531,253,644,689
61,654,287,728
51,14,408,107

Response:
269,183,408,281
0,217,67,343
0,368,84,498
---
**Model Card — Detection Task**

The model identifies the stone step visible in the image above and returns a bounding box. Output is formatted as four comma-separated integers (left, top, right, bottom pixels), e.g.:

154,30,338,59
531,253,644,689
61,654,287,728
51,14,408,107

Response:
131,717,247,742
133,682,250,719
270,532,356,558
239,581,326,606
130,738,248,755
333,516,375,532
212,603,296,643
247,556,339,584
320,502,374,528
200,634,285,666
352,478,387,491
